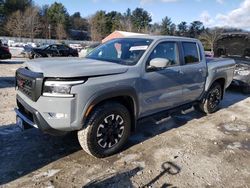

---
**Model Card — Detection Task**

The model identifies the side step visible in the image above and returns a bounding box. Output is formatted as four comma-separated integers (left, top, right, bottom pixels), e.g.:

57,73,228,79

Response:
139,102,197,124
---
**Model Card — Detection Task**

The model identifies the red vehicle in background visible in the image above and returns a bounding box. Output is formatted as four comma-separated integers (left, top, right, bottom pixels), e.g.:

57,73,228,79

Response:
0,39,12,60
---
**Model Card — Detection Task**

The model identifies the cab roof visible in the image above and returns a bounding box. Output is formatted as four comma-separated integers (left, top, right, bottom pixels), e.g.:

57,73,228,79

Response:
124,35,199,42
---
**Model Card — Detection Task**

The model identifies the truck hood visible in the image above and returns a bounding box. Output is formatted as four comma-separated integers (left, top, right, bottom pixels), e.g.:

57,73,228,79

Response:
24,57,129,77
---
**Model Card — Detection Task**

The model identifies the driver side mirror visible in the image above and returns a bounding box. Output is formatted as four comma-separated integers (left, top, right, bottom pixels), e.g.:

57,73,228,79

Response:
148,58,170,70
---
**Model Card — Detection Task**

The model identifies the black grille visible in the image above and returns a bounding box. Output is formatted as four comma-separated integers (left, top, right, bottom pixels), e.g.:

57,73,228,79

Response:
16,68,44,101
16,74,34,98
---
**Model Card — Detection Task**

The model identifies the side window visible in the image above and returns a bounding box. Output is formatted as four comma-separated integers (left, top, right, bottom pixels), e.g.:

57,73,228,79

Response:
57,45,63,50
48,45,57,50
57,45,69,50
182,42,200,64
148,42,179,67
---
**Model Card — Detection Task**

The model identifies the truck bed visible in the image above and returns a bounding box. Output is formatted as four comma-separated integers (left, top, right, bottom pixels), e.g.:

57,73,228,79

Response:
206,57,232,63
205,57,236,90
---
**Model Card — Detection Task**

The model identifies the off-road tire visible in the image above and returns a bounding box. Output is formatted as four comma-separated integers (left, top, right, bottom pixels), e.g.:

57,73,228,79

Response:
195,82,222,114
77,102,131,158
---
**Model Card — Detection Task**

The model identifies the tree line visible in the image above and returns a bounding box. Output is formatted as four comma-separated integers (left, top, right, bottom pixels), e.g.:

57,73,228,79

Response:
0,0,89,40
89,8,207,41
0,0,244,50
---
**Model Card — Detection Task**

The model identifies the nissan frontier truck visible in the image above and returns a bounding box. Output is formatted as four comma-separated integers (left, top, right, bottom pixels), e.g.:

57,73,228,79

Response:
15,36,235,158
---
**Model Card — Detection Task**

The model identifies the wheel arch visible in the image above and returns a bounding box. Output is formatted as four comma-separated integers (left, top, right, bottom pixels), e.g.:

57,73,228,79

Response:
206,77,226,99
82,88,139,132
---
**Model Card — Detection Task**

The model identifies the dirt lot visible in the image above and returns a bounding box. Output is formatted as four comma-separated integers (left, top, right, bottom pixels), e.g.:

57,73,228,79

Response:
0,59,249,188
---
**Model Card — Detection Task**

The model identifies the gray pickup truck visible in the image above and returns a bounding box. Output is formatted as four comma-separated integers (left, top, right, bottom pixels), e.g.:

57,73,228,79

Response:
15,36,235,158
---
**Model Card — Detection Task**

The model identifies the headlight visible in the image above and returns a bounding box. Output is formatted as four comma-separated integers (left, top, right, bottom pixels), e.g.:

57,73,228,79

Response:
43,80,85,97
236,70,250,76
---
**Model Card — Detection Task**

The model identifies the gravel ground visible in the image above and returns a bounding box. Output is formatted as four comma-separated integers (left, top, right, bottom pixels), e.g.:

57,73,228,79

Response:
0,59,249,188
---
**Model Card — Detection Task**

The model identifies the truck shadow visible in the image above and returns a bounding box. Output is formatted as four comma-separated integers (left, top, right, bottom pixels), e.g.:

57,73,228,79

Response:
128,109,204,147
0,77,15,89
83,161,180,188
0,128,81,185
0,90,248,185
0,60,25,64
127,88,248,148
221,86,249,108
83,166,142,188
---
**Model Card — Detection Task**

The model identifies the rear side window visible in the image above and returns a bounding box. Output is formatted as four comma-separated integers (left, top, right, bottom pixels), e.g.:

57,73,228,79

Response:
182,42,200,64
57,45,69,50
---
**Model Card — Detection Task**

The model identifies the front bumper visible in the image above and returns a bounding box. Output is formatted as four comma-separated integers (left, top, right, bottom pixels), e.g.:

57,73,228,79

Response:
0,53,11,60
15,91,78,135
15,108,38,129
15,95,69,135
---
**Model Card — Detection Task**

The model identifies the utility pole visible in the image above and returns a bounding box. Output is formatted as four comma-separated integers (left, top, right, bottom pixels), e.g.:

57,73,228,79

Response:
48,24,51,40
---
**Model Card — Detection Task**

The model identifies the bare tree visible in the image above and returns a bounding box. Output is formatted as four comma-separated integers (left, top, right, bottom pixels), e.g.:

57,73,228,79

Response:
200,28,223,53
23,6,41,40
56,23,67,40
5,10,25,38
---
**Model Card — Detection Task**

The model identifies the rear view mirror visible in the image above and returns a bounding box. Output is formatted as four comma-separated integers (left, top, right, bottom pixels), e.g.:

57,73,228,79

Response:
149,58,170,69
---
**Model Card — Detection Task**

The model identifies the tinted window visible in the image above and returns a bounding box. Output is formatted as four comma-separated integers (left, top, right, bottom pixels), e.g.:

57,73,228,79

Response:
47,45,58,50
57,45,69,50
182,42,200,64
148,42,179,67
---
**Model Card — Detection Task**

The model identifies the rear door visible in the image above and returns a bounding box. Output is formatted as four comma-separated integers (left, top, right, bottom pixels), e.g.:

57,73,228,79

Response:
179,42,207,102
46,45,60,57
57,45,70,56
140,41,184,117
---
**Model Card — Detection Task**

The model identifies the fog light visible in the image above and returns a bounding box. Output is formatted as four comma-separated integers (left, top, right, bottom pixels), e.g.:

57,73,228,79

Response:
48,113,67,119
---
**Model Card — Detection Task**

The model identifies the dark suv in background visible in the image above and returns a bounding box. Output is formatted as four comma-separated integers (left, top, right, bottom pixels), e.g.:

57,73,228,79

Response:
30,44,79,59
0,40,12,60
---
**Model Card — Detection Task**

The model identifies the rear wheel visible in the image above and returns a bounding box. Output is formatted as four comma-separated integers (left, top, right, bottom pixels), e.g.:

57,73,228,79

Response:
196,82,222,114
77,102,131,158
33,53,41,59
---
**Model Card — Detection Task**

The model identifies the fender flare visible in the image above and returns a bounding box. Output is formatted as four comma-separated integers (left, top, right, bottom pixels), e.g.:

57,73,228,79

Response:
202,76,226,101
81,86,139,130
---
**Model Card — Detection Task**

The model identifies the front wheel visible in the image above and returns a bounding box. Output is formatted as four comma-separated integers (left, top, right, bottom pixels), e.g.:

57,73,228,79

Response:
77,102,131,158
196,82,222,114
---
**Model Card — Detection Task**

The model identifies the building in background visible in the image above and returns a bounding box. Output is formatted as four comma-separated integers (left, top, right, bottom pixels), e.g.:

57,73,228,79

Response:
102,31,147,43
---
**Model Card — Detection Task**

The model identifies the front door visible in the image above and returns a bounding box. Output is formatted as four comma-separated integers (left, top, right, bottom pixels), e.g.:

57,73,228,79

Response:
140,41,184,117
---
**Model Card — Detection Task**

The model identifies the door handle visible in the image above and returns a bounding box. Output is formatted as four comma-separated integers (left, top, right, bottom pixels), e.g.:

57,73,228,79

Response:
199,68,207,76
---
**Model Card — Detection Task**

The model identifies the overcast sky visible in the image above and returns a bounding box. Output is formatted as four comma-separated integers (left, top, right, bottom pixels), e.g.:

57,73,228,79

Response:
34,0,250,30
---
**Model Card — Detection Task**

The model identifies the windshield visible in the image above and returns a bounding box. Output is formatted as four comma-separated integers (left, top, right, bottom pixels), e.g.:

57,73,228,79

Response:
86,38,153,65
